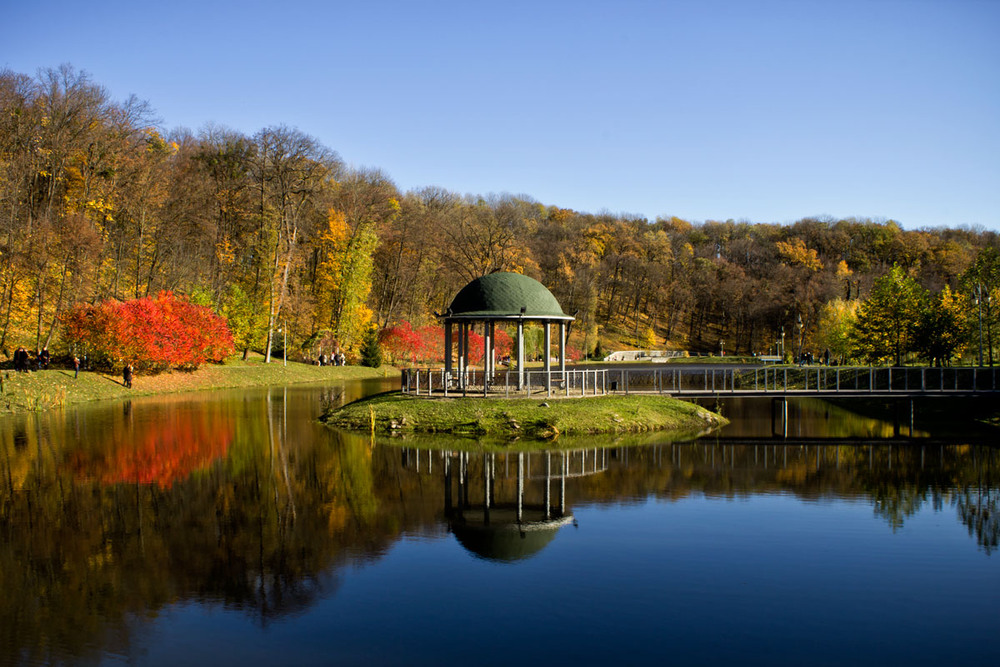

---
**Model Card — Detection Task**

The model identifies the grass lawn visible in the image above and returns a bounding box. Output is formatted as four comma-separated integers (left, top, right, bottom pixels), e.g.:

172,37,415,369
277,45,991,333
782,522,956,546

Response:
324,392,727,439
0,354,398,414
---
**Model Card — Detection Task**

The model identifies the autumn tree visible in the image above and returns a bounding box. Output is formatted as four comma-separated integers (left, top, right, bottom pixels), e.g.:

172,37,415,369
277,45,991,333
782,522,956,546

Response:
913,286,968,366
850,265,928,365
251,126,337,362
814,298,859,364
960,247,1000,366
440,194,539,283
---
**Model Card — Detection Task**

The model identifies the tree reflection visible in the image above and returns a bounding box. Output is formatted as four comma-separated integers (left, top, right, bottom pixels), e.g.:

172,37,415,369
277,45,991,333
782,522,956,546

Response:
0,400,996,664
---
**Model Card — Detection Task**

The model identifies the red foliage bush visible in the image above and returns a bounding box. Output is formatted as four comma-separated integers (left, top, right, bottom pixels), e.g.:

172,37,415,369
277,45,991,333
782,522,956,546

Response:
380,320,423,364
380,320,516,366
62,291,235,371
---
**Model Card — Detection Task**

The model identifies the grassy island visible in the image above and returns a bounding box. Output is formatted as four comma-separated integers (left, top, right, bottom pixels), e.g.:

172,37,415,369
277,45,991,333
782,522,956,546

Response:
324,392,727,439
0,355,396,414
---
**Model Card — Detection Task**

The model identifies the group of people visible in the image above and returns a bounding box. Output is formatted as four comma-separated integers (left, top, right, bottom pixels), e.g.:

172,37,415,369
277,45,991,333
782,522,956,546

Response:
317,352,347,367
6,344,137,387
8,347,102,382
798,349,834,366
12,346,51,372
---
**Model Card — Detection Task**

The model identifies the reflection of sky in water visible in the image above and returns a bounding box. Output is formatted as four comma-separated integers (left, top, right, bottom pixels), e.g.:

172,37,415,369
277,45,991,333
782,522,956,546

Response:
135,495,998,667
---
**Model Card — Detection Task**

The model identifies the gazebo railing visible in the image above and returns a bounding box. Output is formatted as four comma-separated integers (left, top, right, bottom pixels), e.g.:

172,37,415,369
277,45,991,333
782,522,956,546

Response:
401,368,610,397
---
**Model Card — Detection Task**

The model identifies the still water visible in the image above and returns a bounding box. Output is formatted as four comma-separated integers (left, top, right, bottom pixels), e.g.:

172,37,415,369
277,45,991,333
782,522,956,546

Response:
1,380,997,666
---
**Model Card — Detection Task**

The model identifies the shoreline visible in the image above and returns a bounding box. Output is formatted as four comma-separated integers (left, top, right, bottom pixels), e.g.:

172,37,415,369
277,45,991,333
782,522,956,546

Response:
0,356,398,414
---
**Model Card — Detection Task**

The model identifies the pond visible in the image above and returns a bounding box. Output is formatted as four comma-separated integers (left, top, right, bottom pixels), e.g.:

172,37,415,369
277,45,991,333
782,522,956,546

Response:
1,380,997,665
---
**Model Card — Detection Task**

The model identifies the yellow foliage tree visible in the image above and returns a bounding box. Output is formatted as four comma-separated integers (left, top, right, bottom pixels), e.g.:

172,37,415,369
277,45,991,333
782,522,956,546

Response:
315,208,379,352
776,238,823,271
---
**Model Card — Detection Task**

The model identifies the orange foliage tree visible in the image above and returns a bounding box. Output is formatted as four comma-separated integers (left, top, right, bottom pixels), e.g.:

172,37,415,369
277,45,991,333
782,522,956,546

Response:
61,291,234,371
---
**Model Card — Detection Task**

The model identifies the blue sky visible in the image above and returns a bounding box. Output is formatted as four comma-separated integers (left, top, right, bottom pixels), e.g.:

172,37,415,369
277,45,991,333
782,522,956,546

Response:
5,0,999,229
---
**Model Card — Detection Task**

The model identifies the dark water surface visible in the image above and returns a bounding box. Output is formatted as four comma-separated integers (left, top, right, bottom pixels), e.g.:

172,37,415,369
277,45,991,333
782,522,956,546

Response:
1,382,997,666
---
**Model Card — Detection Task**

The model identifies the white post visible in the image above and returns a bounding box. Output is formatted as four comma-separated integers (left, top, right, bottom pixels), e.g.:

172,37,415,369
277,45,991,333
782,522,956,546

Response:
517,319,525,390
457,322,465,388
544,322,552,397
559,321,567,378
444,321,453,385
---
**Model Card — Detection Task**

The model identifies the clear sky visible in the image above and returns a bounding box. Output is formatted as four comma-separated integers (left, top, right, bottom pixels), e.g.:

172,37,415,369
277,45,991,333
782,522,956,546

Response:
4,0,999,229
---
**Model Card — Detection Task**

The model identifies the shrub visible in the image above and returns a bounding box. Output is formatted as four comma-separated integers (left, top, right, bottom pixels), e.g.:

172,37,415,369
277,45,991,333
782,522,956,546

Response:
62,291,235,372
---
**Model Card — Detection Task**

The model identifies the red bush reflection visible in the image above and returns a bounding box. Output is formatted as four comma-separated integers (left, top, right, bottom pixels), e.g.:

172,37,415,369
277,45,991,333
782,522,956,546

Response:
72,410,235,488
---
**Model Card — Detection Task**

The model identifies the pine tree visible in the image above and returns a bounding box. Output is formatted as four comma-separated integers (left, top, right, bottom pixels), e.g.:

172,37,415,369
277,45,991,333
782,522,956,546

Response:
360,325,383,368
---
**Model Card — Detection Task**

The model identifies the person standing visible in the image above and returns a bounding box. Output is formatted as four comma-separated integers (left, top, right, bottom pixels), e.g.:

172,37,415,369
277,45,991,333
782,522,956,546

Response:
123,363,133,389
73,355,80,379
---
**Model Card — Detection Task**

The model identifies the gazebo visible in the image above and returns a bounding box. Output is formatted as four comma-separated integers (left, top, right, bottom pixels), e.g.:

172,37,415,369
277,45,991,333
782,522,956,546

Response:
440,272,575,392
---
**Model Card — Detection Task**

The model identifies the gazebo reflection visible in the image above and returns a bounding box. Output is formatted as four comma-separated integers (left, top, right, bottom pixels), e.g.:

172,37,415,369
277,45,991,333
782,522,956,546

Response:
401,448,609,562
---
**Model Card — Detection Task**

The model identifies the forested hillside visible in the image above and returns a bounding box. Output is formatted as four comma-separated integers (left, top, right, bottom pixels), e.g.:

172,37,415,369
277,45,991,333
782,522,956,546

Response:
2,66,997,365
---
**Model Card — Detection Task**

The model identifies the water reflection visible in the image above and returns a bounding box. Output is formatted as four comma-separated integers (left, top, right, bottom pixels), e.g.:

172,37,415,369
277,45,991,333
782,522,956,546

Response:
0,386,996,664
702,395,999,440
438,450,606,562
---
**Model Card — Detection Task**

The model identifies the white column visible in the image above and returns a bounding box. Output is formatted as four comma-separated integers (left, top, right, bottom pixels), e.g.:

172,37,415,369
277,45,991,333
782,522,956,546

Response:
559,321,567,376
517,319,525,389
484,320,492,385
444,321,452,383
463,322,471,386
544,321,552,395
457,322,465,388
488,321,496,380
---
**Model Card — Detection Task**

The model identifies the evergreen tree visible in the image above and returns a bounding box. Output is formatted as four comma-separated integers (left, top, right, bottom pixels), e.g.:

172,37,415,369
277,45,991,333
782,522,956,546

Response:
360,325,383,368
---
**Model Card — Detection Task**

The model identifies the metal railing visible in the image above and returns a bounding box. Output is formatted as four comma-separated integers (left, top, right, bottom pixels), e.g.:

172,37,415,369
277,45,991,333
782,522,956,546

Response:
402,365,1000,398
401,367,610,397
604,365,1000,395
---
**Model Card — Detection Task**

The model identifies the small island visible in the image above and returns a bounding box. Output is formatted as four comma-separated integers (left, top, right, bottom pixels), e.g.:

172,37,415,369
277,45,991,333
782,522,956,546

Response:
323,392,728,439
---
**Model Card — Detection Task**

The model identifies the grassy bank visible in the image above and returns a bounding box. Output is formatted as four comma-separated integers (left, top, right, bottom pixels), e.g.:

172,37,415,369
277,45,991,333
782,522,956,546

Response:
324,392,727,439
0,355,397,414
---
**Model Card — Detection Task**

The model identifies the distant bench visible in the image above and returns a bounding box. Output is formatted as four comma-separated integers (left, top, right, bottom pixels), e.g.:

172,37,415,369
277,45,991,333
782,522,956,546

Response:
757,355,782,363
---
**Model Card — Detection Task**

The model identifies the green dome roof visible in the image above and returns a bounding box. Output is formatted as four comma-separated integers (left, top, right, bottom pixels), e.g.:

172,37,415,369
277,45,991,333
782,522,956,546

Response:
447,272,570,319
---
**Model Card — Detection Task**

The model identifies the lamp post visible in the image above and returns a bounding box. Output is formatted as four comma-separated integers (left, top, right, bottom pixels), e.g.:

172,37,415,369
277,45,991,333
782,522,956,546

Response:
780,326,785,360
277,322,287,367
796,313,804,362
976,284,984,367
719,339,725,357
